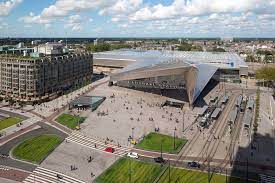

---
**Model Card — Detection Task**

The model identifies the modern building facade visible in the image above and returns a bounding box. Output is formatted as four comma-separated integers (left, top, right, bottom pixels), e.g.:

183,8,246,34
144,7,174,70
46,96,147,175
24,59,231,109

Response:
95,49,248,104
0,53,93,103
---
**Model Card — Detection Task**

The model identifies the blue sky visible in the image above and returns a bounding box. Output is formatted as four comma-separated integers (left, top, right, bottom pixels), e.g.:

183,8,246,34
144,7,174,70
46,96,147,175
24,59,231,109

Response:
0,0,275,37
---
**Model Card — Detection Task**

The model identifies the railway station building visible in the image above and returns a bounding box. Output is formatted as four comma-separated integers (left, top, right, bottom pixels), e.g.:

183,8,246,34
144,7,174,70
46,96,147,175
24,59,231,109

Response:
95,50,248,105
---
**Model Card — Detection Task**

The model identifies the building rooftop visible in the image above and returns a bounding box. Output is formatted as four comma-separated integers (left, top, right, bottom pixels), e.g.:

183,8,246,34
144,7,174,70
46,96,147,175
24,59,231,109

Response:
95,49,248,70
0,52,91,61
0,54,40,60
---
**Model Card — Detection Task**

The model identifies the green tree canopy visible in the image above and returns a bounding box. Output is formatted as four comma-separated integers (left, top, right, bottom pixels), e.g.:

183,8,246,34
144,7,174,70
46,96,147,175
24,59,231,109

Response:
86,43,131,52
256,50,274,56
177,42,203,51
86,43,111,52
211,47,226,52
256,67,275,81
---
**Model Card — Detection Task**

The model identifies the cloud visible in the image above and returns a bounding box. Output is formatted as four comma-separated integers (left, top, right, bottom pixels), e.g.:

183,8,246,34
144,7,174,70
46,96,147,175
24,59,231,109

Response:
119,23,128,28
99,0,142,15
65,14,83,32
23,24,32,28
19,12,53,24
0,22,9,29
130,0,275,21
19,0,142,31
41,0,109,18
20,0,143,24
17,0,275,37
44,24,51,29
0,0,22,17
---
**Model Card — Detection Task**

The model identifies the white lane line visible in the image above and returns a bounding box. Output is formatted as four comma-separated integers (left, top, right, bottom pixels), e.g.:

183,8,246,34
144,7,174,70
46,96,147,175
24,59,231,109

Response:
36,167,85,183
24,174,56,183
270,95,274,126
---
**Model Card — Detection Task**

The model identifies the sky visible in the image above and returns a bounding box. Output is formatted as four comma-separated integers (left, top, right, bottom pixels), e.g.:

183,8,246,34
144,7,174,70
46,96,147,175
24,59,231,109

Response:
0,0,275,38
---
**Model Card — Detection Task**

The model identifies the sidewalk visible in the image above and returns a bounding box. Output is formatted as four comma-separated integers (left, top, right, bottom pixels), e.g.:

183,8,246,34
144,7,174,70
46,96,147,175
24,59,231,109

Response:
0,116,41,140
31,77,109,118
0,165,30,182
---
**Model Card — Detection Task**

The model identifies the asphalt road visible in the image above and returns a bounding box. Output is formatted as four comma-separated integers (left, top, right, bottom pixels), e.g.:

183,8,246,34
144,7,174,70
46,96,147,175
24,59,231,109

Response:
0,109,28,120
0,122,68,172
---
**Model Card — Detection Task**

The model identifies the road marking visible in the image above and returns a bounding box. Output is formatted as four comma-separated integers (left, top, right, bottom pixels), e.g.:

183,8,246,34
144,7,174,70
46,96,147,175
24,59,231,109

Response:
23,166,86,183
270,95,274,127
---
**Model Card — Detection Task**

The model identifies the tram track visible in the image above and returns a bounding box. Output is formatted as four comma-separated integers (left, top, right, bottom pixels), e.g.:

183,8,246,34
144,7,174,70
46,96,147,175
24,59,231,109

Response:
177,95,236,166
218,99,246,169
198,95,237,167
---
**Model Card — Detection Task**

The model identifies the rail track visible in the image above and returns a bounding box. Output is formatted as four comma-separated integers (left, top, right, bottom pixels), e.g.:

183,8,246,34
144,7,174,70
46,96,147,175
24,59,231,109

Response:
198,95,237,167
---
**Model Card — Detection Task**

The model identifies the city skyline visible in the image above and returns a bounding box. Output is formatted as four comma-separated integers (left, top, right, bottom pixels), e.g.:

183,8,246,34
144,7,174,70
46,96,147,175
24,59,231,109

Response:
0,0,274,38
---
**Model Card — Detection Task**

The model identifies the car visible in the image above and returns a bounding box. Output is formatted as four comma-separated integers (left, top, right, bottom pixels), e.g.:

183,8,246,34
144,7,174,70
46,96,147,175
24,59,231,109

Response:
131,140,137,145
127,152,139,159
104,147,115,153
154,157,165,164
187,161,200,168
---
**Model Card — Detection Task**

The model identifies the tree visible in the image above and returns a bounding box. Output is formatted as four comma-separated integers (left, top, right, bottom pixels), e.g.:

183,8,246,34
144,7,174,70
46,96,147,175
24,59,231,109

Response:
256,50,273,56
86,43,131,52
245,55,256,62
212,47,226,52
256,67,275,81
177,42,192,51
86,43,111,52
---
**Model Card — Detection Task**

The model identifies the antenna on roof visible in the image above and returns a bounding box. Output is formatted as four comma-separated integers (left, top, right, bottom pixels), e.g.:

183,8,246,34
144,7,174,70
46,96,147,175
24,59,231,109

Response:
65,31,68,48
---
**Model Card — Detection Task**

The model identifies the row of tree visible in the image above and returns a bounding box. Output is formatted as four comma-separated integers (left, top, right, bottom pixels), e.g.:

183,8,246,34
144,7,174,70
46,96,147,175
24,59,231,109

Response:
177,42,203,51
211,47,226,52
86,43,131,52
256,50,275,56
256,67,275,81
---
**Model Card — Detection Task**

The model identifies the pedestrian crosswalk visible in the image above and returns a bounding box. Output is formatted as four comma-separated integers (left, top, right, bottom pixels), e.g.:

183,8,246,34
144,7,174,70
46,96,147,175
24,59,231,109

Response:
0,165,9,171
66,131,130,156
260,174,275,183
23,166,86,183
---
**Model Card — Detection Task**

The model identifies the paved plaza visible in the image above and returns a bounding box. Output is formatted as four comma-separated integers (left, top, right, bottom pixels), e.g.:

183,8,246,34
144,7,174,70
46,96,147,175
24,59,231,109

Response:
40,141,117,182
78,83,198,147
0,177,20,183
31,77,109,118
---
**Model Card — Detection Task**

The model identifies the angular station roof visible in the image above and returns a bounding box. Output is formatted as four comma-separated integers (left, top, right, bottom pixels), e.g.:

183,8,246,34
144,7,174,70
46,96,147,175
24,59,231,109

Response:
95,49,247,104
95,49,247,69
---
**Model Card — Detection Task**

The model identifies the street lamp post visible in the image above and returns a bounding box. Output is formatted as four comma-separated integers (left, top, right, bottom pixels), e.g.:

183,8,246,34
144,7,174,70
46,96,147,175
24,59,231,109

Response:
174,127,177,150
160,138,163,158
182,111,185,132
246,158,249,183
132,127,135,139
224,76,226,95
225,169,228,183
